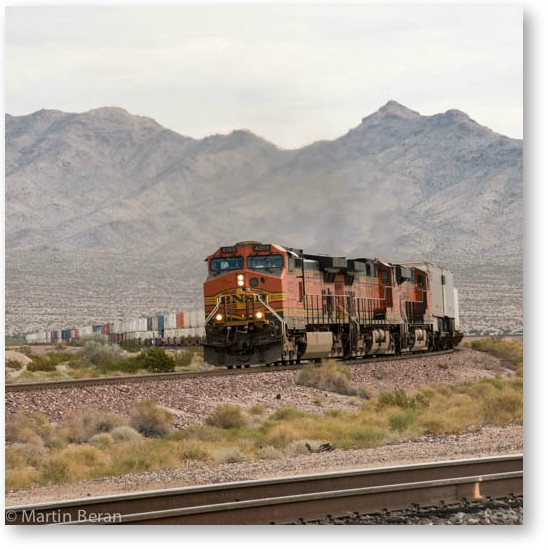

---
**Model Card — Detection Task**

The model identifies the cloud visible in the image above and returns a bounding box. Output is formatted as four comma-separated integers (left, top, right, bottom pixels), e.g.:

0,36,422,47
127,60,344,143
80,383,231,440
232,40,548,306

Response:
5,5,522,148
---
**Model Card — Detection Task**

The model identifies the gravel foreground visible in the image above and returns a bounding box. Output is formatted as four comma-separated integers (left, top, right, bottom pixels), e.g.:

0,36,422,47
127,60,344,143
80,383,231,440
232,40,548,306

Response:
5,424,522,506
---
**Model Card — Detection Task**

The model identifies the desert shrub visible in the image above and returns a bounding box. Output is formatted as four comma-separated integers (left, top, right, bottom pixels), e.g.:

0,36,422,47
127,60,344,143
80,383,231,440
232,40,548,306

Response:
6,358,23,370
110,426,142,442
6,412,54,444
40,458,70,485
257,445,285,460
27,361,57,372
269,407,312,422
64,408,125,443
216,447,248,464
178,424,224,442
249,404,266,416
129,399,173,437
262,424,301,449
120,339,141,352
287,440,315,455
173,349,195,367
11,436,47,466
388,410,417,433
481,386,523,424
174,441,211,462
206,404,248,429
71,341,124,368
346,426,385,448
134,349,175,373
376,388,430,411
419,415,450,435
296,361,356,395
89,433,114,449
26,350,74,372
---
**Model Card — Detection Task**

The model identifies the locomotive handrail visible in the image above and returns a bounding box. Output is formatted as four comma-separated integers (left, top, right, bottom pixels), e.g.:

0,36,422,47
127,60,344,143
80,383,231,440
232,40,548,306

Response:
253,293,286,333
205,296,223,325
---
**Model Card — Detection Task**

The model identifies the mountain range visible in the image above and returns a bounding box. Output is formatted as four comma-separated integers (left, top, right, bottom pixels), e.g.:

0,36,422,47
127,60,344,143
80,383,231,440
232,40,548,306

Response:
5,101,523,335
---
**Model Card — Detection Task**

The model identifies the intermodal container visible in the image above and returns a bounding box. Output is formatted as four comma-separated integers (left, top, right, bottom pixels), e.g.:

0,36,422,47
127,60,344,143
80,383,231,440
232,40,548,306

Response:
165,314,177,330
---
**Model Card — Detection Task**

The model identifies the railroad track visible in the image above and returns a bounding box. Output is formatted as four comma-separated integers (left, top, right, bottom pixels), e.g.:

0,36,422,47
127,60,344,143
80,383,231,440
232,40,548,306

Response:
6,454,522,525
5,349,455,393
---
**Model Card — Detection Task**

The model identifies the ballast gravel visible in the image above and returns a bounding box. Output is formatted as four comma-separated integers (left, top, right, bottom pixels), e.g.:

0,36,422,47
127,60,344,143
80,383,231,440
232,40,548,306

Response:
6,349,512,429
296,497,523,525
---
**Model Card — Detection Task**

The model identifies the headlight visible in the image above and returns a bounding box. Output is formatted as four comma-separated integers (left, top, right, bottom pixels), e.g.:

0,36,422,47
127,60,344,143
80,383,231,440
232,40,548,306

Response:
215,314,223,321
237,280,244,286
237,274,244,280
255,311,263,319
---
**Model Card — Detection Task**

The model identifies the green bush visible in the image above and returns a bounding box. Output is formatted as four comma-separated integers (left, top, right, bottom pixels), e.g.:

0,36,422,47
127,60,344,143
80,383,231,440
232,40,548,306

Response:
27,362,57,372
135,349,175,373
120,339,141,352
6,358,23,370
26,350,73,371
129,400,173,437
72,341,123,368
388,410,417,433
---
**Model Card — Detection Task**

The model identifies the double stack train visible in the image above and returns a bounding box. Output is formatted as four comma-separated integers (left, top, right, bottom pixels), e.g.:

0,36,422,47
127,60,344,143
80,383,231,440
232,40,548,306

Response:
24,310,206,346
203,241,463,367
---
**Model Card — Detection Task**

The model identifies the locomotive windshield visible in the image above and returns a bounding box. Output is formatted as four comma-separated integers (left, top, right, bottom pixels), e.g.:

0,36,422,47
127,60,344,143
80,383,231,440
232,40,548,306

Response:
210,257,244,271
247,254,284,269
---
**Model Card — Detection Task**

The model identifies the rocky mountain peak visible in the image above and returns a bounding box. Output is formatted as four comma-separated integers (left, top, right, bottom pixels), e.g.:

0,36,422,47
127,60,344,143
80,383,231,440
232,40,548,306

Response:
362,100,421,124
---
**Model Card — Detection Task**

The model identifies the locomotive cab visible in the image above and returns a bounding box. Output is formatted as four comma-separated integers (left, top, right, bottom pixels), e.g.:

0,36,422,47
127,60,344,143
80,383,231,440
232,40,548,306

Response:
203,242,288,367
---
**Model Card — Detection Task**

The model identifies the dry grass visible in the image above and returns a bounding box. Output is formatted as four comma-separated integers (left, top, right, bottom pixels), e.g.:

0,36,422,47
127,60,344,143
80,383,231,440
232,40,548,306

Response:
206,403,248,429
296,360,357,395
464,337,523,376
129,400,173,437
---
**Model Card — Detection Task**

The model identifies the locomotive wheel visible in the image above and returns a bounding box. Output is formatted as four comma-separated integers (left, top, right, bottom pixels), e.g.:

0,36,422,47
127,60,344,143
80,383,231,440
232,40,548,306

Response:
244,364,250,368
236,365,242,369
227,365,233,369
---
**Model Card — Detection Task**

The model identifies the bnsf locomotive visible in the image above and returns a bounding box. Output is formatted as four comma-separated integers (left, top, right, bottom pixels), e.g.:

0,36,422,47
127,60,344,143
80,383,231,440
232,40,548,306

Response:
203,241,463,368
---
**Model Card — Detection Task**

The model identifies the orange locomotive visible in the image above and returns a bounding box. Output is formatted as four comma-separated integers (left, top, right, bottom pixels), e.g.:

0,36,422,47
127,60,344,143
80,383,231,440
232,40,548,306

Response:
203,241,463,368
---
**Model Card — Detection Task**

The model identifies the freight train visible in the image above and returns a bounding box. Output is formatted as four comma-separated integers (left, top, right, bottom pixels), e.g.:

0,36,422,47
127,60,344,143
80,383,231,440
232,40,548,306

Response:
203,242,463,367
24,310,206,346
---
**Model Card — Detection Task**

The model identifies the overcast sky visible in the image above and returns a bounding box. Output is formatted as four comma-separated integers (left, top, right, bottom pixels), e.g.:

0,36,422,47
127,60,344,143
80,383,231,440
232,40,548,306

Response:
5,4,522,149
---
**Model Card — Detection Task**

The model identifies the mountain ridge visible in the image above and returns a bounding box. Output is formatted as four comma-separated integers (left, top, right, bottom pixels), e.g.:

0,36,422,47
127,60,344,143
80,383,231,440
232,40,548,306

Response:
5,101,522,335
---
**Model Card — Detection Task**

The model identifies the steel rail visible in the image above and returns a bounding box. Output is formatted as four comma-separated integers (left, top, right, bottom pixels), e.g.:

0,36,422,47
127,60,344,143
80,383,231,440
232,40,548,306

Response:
6,454,522,525
5,349,455,393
